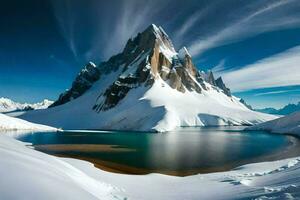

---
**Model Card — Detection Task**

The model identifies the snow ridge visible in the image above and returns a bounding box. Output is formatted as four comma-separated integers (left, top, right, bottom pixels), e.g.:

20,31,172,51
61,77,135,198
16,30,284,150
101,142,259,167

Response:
0,113,55,131
246,111,300,136
0,98,53,113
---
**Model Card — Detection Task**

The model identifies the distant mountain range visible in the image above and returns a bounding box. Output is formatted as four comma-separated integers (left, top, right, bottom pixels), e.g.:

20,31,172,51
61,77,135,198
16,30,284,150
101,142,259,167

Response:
0,98,53,113
255,102,300,115
19,24,275,132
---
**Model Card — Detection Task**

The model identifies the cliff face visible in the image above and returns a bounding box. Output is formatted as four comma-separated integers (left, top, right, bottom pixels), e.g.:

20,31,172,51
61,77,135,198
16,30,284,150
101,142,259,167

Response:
50,62,100,108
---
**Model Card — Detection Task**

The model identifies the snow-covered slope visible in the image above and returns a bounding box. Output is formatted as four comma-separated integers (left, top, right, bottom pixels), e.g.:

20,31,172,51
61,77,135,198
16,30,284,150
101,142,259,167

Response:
0,97,53,113
0,113,56,131
0,134,114,200
19,24,275,132
1,134,300,199
246,111,300,136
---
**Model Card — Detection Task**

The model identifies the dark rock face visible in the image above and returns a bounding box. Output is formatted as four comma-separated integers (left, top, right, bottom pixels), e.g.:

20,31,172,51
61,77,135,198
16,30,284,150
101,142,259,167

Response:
23,105,34,111
50,24,234,112
239,98,253,110
50,62,100,107
215,77,231,97
205,71,216,86
93,75,141,112
93,25,166,112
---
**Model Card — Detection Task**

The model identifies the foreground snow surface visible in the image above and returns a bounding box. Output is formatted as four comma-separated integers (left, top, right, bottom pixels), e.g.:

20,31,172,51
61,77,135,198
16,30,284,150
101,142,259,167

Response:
247,111,300,137
0,113,56,131
1,133,300,200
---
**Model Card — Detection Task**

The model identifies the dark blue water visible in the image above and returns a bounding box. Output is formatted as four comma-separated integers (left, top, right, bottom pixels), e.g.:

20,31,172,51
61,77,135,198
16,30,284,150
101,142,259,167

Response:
14,127,297,175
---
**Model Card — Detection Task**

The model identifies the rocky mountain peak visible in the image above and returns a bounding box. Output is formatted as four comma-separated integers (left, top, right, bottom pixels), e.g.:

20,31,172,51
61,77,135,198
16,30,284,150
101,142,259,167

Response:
51,24,233,111
205,71,216,86
50,62,100,107
215,77,231,97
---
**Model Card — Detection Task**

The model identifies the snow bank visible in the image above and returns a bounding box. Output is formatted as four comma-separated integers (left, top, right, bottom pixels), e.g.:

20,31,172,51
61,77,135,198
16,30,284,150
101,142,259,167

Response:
0,135,115,200
67,156,300,200
0,113,56,131
246,111,300,136
1,133,300,200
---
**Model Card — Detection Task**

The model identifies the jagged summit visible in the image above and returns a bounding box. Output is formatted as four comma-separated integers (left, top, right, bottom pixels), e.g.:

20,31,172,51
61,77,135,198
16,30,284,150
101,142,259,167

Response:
50,62,100,107
178,47,191,60
215,77,231,97
20,24,275,132
51,24,207,107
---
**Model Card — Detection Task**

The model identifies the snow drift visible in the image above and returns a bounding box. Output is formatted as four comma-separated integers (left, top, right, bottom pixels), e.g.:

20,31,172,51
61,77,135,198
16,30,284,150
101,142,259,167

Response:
0,113,55,131
19,24,275,132
246,111,300,136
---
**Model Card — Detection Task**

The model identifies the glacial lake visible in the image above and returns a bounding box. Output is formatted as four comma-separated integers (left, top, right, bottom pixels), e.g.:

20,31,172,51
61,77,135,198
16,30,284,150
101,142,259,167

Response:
13,127,300,176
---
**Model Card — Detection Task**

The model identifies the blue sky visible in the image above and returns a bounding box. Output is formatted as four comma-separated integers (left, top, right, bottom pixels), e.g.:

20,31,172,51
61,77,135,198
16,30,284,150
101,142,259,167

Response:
0,0,300,109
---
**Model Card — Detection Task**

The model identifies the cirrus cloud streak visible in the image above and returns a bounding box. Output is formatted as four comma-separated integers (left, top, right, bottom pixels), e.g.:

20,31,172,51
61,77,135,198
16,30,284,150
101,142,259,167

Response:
217,46,300,92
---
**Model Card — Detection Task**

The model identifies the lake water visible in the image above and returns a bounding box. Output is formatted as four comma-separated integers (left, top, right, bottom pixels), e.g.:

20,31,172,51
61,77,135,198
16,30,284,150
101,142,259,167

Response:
13,127,300,176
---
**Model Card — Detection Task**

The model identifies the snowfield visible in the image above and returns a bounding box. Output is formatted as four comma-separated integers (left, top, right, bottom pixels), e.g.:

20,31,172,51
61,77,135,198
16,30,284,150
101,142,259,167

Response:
19,75,276,132
0,113,56,131
0,133,300,200
246,111,300,137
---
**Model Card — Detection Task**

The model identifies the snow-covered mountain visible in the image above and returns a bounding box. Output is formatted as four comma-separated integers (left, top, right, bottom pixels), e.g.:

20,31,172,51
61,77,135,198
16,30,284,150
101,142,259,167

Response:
256,102,300,115
0,98,53,113
246,111,300,136
19,24,275,132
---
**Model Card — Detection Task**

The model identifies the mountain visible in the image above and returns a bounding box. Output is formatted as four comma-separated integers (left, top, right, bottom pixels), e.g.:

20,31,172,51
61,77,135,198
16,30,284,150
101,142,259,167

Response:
256,102,300,115
0,98,53,113
19,24,275,132
246,111,300,136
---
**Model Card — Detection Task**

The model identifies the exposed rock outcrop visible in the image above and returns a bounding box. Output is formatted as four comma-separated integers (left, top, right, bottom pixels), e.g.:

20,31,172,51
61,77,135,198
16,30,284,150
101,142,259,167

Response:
50,62,100,107
239,98,253,110
215,77,231,97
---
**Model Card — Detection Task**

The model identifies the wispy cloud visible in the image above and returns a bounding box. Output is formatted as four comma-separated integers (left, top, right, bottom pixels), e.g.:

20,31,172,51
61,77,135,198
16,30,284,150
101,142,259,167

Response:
51,0,78,60
51,0,169,62
254,89,300,96
51,0,300,65
218,45,300,92
101,1,154,59
173,2,219,46
211,59,226,73
187,0,300,56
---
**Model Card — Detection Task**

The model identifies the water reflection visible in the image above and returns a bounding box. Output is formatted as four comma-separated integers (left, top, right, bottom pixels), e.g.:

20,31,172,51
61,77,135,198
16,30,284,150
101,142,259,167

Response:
10,126,299,175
